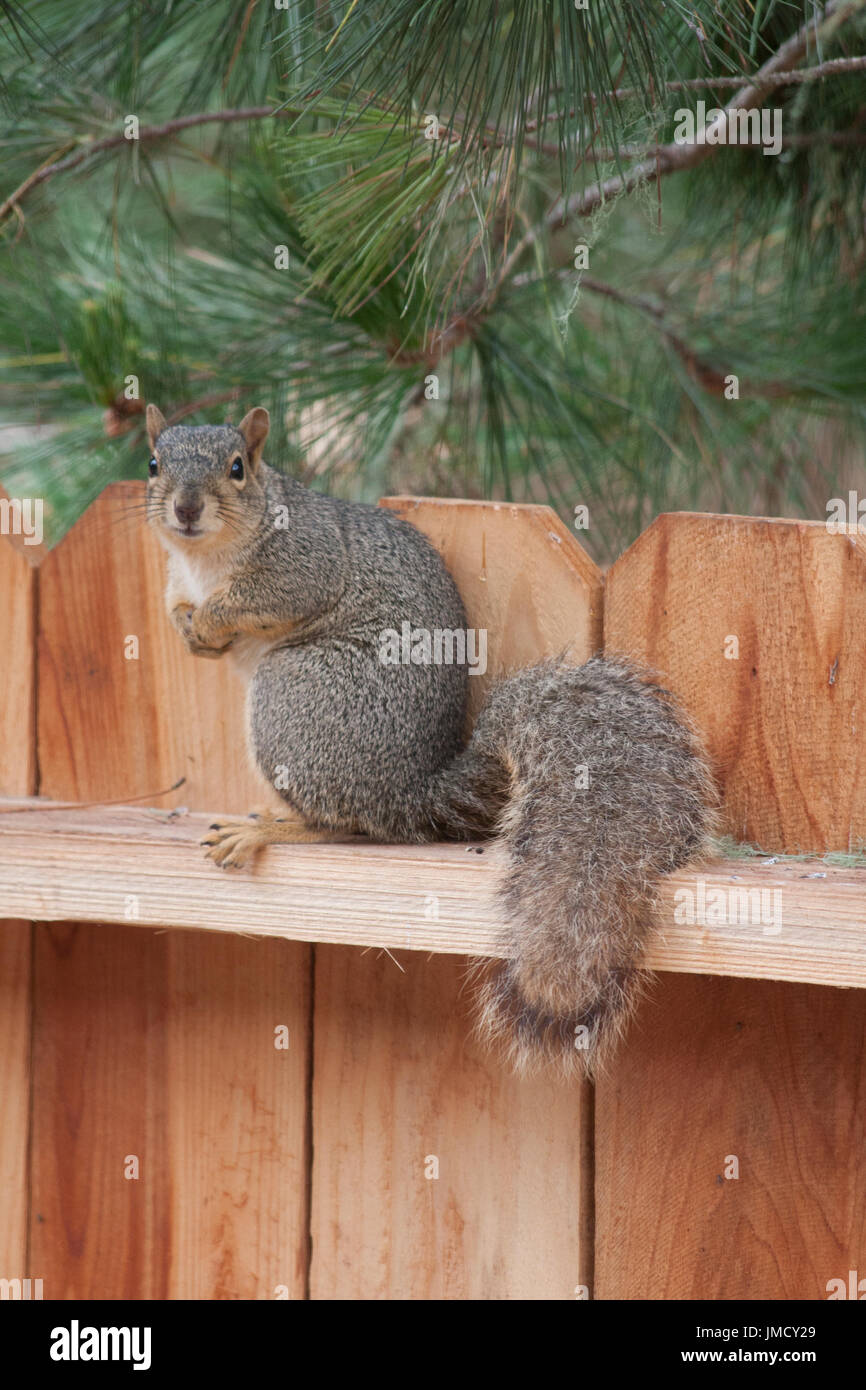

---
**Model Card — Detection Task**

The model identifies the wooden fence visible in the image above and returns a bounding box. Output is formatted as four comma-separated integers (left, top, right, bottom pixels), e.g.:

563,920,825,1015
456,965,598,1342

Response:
1,483,865,1300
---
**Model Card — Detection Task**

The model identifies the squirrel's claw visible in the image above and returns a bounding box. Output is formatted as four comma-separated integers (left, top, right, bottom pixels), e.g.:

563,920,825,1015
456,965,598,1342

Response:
201,818,263,869
201,810,340,867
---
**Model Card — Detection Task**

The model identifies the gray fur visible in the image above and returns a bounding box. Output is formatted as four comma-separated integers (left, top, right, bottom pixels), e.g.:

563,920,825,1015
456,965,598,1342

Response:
451,657,717,1077
246,471,470,839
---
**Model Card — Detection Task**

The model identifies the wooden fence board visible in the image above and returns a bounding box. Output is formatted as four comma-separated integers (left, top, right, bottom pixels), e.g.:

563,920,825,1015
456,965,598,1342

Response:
0,498,40,1287
595,972,866,1300
30,922,308,1300
29,482,311,1299
310,948,589,1300
309,501,602,1298
0,486,40,795
380,498,603,723
604,512,866,853
598,510,866,1301
0,919,30,1287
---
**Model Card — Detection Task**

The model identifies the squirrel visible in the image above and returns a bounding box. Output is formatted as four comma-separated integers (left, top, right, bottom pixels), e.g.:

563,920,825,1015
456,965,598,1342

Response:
145,403,717,1078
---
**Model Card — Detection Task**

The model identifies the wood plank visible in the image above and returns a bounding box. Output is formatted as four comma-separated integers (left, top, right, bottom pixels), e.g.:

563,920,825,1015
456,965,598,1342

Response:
0,499,39,1286
1,802,866,989
0,921,31,1286
310,948,589,1300
380,497,603,723
0,484,41,796
30,483,311,1299
599,509,866,1301
595,972,866,1299
605,512,866,853
30,922,309,1300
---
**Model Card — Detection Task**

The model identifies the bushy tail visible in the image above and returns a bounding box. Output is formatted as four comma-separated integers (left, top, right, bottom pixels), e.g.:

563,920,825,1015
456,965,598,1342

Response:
425,656,717,1079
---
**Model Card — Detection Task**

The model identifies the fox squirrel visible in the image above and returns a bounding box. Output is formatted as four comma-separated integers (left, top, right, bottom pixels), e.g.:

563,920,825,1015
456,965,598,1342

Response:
145,403,716,1077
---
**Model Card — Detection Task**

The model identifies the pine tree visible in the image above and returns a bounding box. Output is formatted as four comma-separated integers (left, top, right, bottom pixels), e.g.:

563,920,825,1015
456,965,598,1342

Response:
1,0,865,560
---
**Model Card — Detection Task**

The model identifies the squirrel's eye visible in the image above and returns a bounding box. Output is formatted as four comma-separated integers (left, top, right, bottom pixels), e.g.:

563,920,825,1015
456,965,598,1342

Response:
230,458,244,481
148,458,158,477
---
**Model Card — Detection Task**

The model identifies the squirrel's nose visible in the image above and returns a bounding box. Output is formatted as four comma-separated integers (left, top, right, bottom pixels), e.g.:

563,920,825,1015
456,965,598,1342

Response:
174,498,204,527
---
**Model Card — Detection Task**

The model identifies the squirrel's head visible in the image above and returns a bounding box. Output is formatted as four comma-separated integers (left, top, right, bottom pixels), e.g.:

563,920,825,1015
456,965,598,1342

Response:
145,404,270,547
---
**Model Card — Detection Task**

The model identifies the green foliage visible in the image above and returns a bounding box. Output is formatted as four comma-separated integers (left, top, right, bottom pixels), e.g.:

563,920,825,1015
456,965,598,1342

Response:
713,835,866,867
0,0,865,558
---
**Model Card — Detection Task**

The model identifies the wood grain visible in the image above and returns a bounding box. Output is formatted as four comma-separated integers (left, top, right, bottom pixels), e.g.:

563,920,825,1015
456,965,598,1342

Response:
30,482,311,1299
30,922,308,1300
595,972,866,1299
2,802,866,989
605,512,866,853
0,921,30,1286
310,948,589,1300
15,487,862,1302
0,483,41,796
380,497,603,723
0,495,39,1286
599,509,866,1301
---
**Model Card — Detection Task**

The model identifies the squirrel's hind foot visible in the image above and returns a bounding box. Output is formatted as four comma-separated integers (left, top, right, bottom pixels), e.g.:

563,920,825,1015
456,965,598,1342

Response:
201,808,338,869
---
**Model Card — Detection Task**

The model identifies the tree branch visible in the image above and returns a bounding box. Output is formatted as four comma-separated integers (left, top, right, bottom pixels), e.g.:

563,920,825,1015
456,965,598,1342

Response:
576,276,790,398
0,105,286,225
487,0,866,302
524,53,866,133
546,128,866,164
5,40,863,227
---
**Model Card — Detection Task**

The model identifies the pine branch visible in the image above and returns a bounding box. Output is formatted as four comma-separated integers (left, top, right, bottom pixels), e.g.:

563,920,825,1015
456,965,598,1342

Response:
544,128,866,164
507,268,796,397
526,53,866,129
488,0,866,299
407,0,866,373
616,52,866,92
779,128,866,148
577,276,791,398
0,105,287,225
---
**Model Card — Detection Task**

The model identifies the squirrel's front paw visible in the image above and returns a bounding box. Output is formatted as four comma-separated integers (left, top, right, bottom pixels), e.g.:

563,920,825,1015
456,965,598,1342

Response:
170,600,195,632
173,603,235,658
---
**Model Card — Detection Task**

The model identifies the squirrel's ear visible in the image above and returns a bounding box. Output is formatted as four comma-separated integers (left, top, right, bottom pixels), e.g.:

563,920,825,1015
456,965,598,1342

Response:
238,407,270,467
146,404,167,452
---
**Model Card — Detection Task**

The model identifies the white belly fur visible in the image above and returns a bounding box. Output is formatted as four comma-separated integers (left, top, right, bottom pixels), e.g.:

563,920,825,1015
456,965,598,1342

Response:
171,549,220,607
